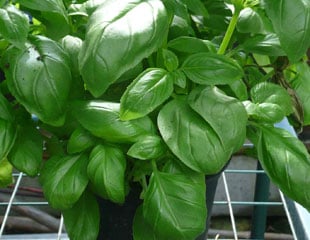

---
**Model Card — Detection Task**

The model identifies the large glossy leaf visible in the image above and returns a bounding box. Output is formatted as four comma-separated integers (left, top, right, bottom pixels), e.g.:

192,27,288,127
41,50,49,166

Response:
18,0,69,39
250,82,293,122
63,191,100,240
240,33,285,56
40,153,89,210
120,68,174,121
0,5,29,48
0,158,13,187
127,135,166,160
189,86,247,154
287,62,310,125
4,35,72,126
249,125,310,211
0,118,16,161
8,124,42,177
143,170,206,239
158,98,230,174
264,0,310,62
79,0,170,97
182,53,243,85
72,100,156,143
87,144,126,204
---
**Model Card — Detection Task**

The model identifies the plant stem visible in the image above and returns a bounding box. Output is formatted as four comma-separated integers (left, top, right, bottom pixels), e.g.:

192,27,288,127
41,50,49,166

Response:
217,8,241,55
151,159,158,172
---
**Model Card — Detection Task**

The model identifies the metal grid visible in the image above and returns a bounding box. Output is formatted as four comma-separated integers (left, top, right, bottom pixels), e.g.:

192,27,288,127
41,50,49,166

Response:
0,119,310,240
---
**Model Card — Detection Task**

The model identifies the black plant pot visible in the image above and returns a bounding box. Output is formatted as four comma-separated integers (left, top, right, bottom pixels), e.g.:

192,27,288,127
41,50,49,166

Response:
97,168,224,240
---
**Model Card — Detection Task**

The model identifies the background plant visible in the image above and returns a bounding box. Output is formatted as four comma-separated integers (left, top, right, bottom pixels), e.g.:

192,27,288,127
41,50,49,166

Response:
0,0,310,239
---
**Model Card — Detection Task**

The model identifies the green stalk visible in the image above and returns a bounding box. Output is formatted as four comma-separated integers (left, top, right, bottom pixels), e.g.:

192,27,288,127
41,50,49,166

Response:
217,8,242,55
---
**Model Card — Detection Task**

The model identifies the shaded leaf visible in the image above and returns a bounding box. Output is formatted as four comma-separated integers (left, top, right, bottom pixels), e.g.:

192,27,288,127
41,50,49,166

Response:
63,191,100,240
127,135,166,160
133,205,162,240
8,124,42,177
87,144,126,204
0,118,16,160
287,62,310,125
143,170,206,239
40,153,89,210
168,36,216,54
241,33,285,56
67,127,97,154
0,91,14,121
19,0,69,39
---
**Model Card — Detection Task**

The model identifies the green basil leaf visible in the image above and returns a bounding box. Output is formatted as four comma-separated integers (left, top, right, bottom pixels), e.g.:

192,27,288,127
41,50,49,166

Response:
167,1,194,40
158,97,230,174
8,124,42,177
182,53,243,85
228,80,248,101
250,125,310,211
0,5,29,48
171,69,187,89
120,68,173,121
179,0,209,18
189,86,247,154
0,158,13,187
287,62,310,125
243,101,286,123
0,118,17,160
143,170,206,239
237,7,264,34
133,205,162,240
240,33,285,56
60,35,82,77
168,36,216,54
162,49,179,72
63,191,100,240
19,0,69,39
73,100,156,143
40,153,89,210
67,127,97,154
0,92,14,121
5,35,72,126
0,0,6,7
87,144,126,204
127,135,166,160
264,0,310,62
79,0,170,97
250,82,293,117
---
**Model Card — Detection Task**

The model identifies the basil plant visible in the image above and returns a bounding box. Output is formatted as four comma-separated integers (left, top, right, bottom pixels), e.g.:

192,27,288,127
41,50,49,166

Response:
1,0,310,239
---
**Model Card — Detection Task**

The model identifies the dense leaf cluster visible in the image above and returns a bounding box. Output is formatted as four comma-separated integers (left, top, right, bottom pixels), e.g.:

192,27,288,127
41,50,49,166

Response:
0,0,310,239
